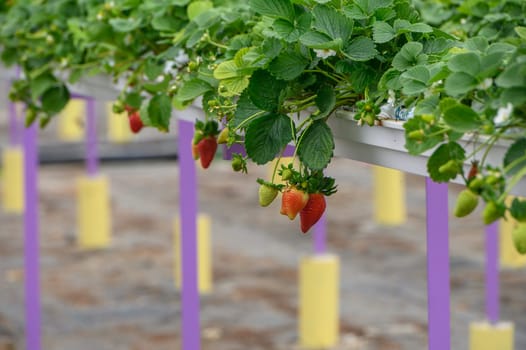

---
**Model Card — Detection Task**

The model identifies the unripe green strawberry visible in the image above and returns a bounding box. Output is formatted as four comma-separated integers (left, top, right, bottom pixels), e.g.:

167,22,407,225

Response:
482,202,504,225
512,223,526,255
259,184,278,207
25,109,37,127
281,168,293,181
363,112,375,126
232,157,243,172
408,129,425,140
454,189,479,217
112,100,125,114
420,114,435,123
217,127,229,144
468,177,484,193
439,160,460,177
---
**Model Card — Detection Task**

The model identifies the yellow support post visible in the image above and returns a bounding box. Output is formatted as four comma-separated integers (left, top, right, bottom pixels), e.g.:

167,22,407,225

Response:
106,102,132,143
299,254,339,349
500,196,526,268
174,214,212,294
469,322,514,350
373,166,406,225
77,175,111,249
2,147,24,213
58,99,85,141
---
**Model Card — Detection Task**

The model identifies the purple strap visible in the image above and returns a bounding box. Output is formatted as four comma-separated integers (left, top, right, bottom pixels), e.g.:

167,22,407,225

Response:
178,119,201,350
485,222,499,324
313,214,327,254
222,143,246,160
23,122,41,350
425,178,450,350
85,97,99,176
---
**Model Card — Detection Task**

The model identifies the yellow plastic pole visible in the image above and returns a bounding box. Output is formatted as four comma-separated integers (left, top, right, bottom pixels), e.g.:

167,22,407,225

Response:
500,196,526,268
106,102,132,143
373,166,406,225
2,147,24,213
77,175,111,249
470,322,514,350
174,214,212,294
299,254,339,349
58,99,85,141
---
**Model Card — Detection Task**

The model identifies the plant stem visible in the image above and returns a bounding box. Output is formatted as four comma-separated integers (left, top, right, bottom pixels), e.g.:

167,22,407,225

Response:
499,166,526,202
233,110,266,131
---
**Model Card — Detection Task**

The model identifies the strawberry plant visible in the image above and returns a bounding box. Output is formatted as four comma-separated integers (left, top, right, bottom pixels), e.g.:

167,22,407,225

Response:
0,0,525,234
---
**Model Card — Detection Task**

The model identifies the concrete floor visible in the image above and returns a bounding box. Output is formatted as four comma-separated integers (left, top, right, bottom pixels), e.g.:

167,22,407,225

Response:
0,157,525,349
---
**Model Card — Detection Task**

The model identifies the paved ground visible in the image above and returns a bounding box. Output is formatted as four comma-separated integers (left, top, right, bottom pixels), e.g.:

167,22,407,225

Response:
1,156,526,350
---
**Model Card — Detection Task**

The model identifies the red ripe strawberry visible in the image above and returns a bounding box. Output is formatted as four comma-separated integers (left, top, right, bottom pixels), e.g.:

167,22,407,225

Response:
128,111,143,133
280,187,308,220
197,136,217,169
300,193,326,233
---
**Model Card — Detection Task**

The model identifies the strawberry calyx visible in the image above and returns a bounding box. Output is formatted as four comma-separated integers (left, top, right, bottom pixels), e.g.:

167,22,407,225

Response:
194,119,219,139
282,167,337,197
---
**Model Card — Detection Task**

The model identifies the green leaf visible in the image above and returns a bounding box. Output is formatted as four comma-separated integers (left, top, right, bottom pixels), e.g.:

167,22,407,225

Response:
504,138,526,176
501,87,526,106
177,79,213,101
392,42,424,71
41,84,70,115
147,93,172,132
407,22,433,33
124,92,143,110
273,18,301,42
245,113,293,164
144,59,164,81
247,70,286,112
423,38,453,54
187,0,213,21
300,30,342,49
297,121,334,170
109,18,141,32
30,73,57,102
447,52,481,77
427,142,466,182
373,21,395,43
414,95,439,115
151,16,179,32
268,51,309,81
496,63,526,88
315,85,336,119
220,76,250,96
344,37,377,61
515,26,526,39
444,72,478,96
312,5,353,42
379,68,402,90
213,60,240,80
510,197,526,222
232,91,264,128
464,36,488,52
249,0,295,20
399,65,430,95
442,104,483,132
